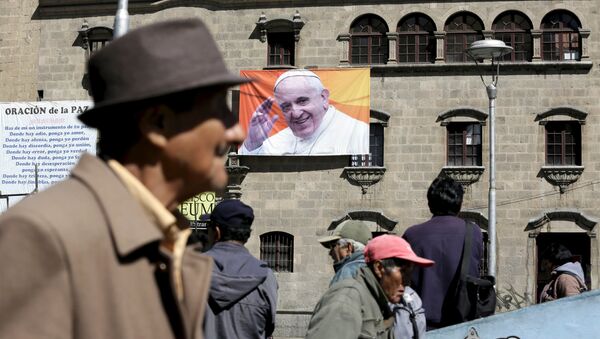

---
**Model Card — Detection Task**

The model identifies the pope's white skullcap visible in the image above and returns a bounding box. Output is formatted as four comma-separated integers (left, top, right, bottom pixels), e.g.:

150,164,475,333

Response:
274,69,321,91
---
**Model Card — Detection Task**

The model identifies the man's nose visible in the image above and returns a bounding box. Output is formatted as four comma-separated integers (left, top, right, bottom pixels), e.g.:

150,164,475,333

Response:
289,104,303,117
224,123,245,146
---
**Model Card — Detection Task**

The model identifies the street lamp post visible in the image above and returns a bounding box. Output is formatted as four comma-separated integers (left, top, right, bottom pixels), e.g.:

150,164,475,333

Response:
114,0,129,38
465,39,512,278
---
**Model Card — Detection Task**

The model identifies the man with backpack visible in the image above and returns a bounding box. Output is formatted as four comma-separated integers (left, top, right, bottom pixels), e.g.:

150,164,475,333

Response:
403,177,483,329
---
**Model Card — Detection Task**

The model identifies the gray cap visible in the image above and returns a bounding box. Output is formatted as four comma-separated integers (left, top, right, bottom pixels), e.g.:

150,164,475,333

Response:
318,220,372,248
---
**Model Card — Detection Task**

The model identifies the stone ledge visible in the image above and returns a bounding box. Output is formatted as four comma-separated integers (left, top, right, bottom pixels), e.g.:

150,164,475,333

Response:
539,165,584,194
441,166,485,188
367,61,593,76
342,166,386,194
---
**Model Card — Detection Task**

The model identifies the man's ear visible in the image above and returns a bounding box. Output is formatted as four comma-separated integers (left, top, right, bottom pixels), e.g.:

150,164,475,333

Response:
320,88,330,109
215,226,221,242
139,106,170,148
373,260,385,279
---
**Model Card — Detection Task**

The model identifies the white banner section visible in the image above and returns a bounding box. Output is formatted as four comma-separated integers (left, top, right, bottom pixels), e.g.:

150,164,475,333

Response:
1,101,96,212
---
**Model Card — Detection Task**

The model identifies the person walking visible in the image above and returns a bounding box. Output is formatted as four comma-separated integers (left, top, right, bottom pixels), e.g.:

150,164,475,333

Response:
203,199,278,339
306,235,434,339
317,220,372,285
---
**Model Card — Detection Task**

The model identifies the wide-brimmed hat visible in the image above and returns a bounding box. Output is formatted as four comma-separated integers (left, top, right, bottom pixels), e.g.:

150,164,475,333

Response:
79,18,250,127
318,220,372,247
364,235,434,267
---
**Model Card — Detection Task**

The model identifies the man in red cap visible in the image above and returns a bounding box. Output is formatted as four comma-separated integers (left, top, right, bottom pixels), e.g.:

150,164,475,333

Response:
306,235,434,339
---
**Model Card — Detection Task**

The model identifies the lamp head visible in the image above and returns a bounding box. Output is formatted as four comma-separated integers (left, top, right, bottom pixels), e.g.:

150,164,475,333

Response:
466,39,513,60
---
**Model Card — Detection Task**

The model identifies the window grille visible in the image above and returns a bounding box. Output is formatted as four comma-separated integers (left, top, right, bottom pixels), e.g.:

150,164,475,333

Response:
260,232,294,272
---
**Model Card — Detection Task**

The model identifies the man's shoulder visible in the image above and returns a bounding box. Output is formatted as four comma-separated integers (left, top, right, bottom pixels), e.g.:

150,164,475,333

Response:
404,220,433,237
1,177,91,222
323,278,364,301
330,106,369,129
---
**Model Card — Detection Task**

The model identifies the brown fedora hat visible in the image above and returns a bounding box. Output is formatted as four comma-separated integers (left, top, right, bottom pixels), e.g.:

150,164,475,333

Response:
79,18,250,127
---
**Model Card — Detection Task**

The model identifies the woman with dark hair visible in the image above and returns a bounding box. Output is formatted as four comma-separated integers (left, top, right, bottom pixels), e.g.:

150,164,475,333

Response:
539,243,587,302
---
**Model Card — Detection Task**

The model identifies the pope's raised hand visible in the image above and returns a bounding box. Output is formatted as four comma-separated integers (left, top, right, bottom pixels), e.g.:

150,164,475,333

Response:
243,97,278,151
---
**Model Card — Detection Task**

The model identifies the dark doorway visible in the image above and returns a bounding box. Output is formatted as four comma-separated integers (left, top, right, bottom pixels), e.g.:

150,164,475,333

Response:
536,232,590,302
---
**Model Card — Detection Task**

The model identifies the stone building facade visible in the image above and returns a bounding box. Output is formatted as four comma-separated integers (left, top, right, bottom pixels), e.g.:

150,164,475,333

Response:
2,1,599,337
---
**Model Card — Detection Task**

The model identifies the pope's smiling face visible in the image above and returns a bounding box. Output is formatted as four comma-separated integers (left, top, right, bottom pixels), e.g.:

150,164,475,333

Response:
274,77,329,139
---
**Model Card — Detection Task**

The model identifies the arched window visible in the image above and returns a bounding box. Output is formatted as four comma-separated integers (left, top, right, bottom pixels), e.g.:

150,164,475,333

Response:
86,27,113,53
349,14,389,65
260,232,294,272
493,11,533,62
541,10,582,61
397,13,436,63
444,12,484,63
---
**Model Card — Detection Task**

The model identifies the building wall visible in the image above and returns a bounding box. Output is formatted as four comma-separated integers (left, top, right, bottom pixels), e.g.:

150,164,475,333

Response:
2,1,599,337
0,0,40,101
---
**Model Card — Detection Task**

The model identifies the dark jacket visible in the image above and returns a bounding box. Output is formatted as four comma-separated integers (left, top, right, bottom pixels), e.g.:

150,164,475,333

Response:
403,215,482,324
203,242,277,339
0,154,212,339
306,267,395,339
330,250,366,286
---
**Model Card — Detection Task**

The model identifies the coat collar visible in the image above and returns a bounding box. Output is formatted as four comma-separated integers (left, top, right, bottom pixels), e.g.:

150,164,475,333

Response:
357,266,394,320
70,153,164,256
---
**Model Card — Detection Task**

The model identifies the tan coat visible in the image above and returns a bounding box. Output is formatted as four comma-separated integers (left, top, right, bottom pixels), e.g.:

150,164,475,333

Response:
0,154,211,339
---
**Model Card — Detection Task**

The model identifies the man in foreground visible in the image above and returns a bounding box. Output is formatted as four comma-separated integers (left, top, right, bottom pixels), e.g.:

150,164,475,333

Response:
239,69,369,155
0,19,247,339
306,235,434,339
403,177,483,329
317,219,372,285
203,199,278,339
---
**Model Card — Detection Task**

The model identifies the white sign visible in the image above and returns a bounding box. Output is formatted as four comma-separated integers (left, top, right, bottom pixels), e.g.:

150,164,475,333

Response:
1,101,96,212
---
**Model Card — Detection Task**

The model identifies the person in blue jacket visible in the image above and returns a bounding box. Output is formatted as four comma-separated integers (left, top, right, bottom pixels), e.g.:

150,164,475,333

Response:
318,220,372,285
203,200,278,339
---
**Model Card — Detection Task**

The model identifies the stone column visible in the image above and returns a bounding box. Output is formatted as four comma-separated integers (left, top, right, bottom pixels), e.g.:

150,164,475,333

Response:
434,31,446,64
224,153,249,200
386,32,398,65
337,33,350,66
531,29,542,62
579,29,591,61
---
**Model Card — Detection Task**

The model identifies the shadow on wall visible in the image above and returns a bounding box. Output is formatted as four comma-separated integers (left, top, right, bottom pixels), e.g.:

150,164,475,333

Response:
240,155,350,173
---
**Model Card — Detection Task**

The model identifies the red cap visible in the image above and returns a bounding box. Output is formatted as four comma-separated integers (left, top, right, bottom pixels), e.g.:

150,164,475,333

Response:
364,235,434,267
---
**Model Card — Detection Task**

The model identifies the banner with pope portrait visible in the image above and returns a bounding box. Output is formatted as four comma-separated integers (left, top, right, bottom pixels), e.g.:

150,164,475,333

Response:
238,68,370,156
